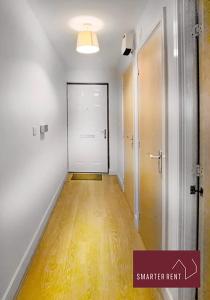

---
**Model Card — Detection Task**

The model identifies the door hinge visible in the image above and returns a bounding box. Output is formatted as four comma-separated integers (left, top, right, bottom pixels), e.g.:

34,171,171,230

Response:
192,24,202,38
190,185,204,196
195,164,203,177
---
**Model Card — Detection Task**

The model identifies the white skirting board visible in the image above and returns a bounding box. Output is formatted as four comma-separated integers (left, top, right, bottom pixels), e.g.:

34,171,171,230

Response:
108,169,124,191
134,213,139,230
2,172,67,300
117,174,124,192
161,288,174,300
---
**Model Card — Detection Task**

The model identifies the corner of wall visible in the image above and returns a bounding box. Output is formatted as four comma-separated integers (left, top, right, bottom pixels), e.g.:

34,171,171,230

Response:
116,173,124,192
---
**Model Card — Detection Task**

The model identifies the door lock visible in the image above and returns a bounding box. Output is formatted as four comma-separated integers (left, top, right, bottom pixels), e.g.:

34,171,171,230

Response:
190,185,204,196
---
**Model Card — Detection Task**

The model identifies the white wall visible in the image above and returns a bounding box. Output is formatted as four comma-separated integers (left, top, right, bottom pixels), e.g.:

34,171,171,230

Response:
0,0,67,299
118,1,181,299
66,68,122,183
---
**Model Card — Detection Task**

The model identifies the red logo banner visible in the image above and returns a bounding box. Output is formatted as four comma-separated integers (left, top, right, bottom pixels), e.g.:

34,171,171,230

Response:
133,251,200,288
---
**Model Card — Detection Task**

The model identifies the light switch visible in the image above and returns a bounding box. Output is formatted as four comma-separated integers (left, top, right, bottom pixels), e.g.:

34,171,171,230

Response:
32,126,37,136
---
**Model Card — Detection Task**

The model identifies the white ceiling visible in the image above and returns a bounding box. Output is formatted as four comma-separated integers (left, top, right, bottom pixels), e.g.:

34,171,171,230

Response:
28,0,146,70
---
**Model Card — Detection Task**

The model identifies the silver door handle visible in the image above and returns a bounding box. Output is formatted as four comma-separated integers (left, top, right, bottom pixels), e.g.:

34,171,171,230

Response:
104,129,107,139
149,151,162,174
149,154,161,159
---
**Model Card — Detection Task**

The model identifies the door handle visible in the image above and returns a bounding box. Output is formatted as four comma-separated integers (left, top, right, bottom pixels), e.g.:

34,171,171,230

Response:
148,151,162,174
149,154,161,159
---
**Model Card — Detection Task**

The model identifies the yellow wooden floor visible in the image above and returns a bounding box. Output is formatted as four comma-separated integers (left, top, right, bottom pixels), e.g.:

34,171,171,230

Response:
16,175,157,300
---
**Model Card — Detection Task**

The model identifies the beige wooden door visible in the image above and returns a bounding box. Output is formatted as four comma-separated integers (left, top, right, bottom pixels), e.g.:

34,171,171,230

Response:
123,65,134,213
138,23,165,250
199,0,210,298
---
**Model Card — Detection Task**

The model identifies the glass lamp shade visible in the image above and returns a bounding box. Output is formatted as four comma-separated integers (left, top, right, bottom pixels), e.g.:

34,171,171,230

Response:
76,31,100,54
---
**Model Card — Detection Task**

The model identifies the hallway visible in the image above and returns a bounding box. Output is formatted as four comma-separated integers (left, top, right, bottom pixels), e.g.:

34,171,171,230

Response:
1,0,210,299
16,176,155,300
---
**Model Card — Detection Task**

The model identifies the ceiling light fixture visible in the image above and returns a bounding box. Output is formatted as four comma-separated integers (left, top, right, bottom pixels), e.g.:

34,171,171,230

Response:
76,23,100,54
69,16,104,32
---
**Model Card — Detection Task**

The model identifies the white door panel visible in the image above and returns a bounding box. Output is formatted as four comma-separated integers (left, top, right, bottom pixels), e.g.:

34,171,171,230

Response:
68,84,108,173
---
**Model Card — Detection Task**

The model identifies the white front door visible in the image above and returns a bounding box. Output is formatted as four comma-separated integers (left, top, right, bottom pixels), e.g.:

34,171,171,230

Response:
68,84,108,173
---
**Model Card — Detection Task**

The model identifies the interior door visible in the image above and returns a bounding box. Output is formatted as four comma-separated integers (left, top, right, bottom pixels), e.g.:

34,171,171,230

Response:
138,23,165,250
198,0,210,298
123,65,134,212
68,84,108,173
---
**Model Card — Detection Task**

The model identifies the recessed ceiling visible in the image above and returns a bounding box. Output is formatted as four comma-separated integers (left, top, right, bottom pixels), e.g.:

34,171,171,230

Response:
28,0,147,70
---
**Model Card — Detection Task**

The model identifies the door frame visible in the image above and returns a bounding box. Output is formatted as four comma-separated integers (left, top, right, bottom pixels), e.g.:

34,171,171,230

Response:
123,64,135,213
66,82,110,173
178,0,198,251
177,0,198,299
137,10,168,251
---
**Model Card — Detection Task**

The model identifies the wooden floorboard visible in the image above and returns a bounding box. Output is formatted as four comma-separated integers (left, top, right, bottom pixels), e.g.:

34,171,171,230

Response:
16,175,157,300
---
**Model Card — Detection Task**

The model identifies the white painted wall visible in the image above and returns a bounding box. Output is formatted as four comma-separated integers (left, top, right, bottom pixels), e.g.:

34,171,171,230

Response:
66,69,122,183
0,0,67,299
118,1,181,299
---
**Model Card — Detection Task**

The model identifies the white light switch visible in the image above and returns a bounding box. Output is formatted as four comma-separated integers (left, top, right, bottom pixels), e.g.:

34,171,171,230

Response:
32,127,37,136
